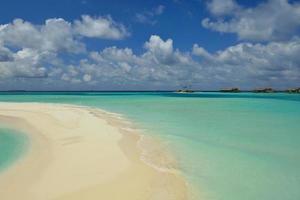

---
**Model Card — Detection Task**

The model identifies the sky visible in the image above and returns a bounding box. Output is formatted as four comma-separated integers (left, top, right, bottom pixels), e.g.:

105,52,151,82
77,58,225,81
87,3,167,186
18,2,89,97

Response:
0,0,299,91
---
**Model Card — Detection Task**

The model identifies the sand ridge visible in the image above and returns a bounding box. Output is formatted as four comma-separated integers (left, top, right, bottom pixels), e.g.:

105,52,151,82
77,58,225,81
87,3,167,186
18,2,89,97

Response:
0,103,188,200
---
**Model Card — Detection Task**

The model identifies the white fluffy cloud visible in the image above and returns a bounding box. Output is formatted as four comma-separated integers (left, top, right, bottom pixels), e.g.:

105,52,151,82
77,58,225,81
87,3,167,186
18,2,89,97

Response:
144,35,175,64
0,48,50,79
202,0,300,41
58,35,197,87
192,38,300,88
0,18,84,53
206,0,239,16
74,15,129,39
0,16,128,80
60,35,300,89
0,15,129,53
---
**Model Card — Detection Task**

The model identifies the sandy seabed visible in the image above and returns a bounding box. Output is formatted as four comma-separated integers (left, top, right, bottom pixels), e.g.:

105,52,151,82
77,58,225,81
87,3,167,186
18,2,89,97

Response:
0,103,188,200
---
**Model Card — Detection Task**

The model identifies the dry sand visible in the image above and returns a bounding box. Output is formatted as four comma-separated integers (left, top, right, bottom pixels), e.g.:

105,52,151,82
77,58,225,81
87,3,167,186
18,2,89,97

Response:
0,103,188,200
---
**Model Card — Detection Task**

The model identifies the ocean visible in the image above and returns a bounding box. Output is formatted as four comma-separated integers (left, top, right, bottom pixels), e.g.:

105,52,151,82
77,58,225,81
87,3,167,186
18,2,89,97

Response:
0,92,299,200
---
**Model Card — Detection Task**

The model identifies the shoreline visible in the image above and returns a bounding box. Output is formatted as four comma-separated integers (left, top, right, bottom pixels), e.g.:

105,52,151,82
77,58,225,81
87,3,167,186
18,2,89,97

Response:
0,102,188,200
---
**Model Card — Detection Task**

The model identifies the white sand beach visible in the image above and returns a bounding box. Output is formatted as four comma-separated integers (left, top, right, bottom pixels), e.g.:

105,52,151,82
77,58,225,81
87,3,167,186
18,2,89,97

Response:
0,103,188,200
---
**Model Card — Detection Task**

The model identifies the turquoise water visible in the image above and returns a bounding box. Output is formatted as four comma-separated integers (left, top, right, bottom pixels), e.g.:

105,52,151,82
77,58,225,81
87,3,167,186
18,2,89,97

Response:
0,125,28,171
0,92,299,200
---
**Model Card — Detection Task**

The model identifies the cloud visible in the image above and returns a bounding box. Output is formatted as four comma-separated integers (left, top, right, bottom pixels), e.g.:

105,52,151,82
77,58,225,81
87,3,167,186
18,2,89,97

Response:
58,35,299,90
192,44,212,59
74,15,129,40
202,0,300,41
144,35,175,64
0,45,13,61
192,38,300,88
0,16,129,80
0,18,84,54
0,48,50,79
206,0,239,16
83,74,92,82
0,15,129,54
135,5,165,25
59,35,196,87
154,5,165,15
0,14,299,90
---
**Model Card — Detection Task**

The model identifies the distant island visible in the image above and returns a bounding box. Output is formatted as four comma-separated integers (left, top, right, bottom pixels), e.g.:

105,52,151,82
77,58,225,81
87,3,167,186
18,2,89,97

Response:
175,85,195,93
285,88,300,93
216,87,300,94
220,88,240,93
253,88,274,93
175,89,194,93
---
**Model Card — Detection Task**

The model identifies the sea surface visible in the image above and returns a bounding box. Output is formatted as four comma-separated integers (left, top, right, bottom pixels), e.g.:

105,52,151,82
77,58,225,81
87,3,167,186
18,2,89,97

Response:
0,92,299,200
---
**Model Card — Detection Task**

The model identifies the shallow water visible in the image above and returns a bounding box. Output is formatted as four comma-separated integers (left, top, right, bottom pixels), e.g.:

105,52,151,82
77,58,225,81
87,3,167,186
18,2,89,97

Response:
0,125,28,171
0,92,299,200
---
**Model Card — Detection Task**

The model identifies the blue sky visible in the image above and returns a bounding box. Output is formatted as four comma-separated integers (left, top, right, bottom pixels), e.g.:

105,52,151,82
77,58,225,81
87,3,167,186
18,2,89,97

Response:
0,0,237,52
0,0,299,90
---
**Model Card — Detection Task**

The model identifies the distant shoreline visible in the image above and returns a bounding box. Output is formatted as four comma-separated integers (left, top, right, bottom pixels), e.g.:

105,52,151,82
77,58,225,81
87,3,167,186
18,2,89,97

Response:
0,90,299,93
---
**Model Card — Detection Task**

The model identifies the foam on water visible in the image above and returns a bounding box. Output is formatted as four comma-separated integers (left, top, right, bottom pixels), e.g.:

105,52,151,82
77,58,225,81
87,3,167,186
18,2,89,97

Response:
137,134,179,173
